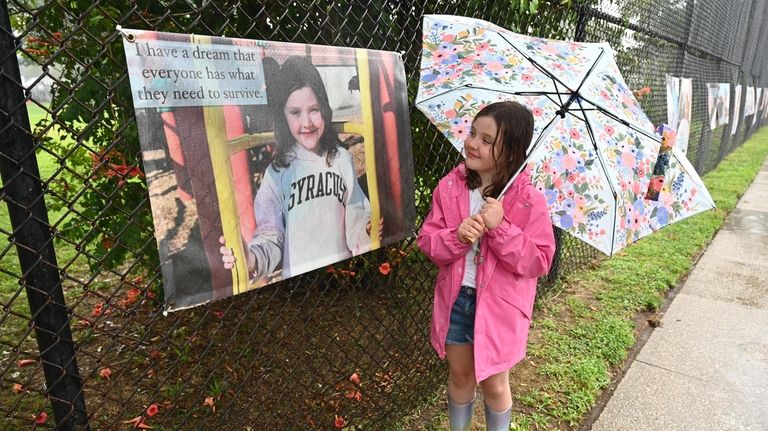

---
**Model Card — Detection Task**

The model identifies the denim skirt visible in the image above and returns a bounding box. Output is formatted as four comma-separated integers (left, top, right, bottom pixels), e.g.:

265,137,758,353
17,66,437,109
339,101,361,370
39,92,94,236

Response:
445,286,476,345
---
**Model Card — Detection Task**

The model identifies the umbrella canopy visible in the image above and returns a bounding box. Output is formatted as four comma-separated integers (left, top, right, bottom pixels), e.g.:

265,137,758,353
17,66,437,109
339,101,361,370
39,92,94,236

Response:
415,15,712,255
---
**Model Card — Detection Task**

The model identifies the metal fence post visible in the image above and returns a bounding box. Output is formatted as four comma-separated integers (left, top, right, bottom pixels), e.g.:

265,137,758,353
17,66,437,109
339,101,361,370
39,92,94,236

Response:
0,0,89,428
573,1,590,43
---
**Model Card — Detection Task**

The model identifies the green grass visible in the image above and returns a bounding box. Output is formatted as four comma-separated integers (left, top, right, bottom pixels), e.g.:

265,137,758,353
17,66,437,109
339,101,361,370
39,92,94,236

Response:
0,103,87,329
1,103,55,293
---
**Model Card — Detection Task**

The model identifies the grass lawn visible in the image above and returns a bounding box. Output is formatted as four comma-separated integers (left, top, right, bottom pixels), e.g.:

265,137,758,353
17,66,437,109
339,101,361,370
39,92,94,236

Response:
0,102,87,329
398,125,768,431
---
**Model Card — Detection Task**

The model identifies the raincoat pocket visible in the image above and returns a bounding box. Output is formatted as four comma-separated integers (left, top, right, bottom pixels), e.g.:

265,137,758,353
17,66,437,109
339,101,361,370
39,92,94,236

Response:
493,283,533,321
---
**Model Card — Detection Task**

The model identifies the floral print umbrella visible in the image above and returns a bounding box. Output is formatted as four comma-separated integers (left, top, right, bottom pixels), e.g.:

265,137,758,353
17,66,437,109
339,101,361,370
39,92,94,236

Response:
416,15,713,255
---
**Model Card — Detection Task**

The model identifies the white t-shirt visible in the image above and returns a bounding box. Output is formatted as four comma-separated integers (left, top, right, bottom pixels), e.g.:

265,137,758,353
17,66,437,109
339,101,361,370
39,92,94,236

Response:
461,188,485,288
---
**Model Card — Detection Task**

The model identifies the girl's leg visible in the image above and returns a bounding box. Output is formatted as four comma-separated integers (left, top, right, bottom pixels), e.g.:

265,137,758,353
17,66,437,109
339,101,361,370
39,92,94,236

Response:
478,369,512,431
445,344,476,431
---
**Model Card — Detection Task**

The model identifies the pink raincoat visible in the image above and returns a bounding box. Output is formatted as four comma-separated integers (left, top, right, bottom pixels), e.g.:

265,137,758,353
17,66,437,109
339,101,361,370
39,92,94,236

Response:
417,165,556,382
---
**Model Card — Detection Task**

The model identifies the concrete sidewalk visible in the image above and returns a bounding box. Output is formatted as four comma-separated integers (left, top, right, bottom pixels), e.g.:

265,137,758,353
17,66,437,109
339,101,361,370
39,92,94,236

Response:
590,159,768,431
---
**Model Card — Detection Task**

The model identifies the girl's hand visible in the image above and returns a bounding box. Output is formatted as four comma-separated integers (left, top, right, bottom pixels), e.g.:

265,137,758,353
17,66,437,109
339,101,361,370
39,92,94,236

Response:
219,236,256,272
457,214,485,244
366,217,384,241
480,197,504,230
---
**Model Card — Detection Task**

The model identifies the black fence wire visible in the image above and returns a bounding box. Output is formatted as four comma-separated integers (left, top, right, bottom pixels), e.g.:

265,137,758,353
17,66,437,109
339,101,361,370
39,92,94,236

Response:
1,0,767,429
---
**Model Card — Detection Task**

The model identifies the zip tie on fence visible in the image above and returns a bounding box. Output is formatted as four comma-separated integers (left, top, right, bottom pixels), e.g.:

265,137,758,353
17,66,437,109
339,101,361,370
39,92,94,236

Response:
115,25,136,43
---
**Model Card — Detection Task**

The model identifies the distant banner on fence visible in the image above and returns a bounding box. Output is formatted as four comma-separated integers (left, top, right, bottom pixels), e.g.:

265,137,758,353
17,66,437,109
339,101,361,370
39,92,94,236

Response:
121,29,415,311
760,88,768,121
732,85,742,135
745,86,756,116
706,82,729,130
666,76,692,154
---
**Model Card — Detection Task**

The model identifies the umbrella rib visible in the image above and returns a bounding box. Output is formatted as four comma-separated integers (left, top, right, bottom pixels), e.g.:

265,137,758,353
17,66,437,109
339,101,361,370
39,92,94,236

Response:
566,49,659,142
416,85,567,105
579,97,620,255
581,102,660,142
572,48,606,97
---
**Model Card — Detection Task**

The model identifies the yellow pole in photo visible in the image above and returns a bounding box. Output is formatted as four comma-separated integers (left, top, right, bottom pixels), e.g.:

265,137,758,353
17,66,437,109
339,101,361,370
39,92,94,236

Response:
193,34,249,295
355,49,381,250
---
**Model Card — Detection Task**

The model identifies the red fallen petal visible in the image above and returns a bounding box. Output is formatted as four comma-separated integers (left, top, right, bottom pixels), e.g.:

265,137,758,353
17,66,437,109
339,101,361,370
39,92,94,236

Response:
136,422,153,429
128,166,144,178
334,415,347,429
378,262,391,275
111,164,131,176
149,350,162,360
349,372,360,385
344,389,362,402
203,396,215,412
17,359,36,367
212,310,224,319
91,303,104,317
99,367,112,379
13,383,24,394
146,404,159,417
101,236,114,250
33,411,48,424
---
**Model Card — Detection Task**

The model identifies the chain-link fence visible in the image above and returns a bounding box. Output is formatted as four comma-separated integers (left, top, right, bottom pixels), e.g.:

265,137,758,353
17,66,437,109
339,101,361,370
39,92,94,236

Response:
1,0,767,429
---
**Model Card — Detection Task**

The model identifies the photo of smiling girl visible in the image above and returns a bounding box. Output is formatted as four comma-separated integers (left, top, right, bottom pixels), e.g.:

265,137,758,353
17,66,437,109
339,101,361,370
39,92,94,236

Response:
220,56,373,279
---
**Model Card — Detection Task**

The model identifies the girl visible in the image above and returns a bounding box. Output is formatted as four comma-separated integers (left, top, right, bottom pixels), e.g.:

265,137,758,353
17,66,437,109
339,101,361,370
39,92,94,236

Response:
221,56,373,279
416,101,556,430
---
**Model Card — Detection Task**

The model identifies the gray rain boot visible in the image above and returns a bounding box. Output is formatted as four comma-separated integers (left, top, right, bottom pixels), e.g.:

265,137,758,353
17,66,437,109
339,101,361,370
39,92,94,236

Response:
448,394,475,431
484,402,512,431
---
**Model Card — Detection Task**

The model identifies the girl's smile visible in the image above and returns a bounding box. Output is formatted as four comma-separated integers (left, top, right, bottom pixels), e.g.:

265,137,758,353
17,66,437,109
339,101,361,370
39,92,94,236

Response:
284,86,325,152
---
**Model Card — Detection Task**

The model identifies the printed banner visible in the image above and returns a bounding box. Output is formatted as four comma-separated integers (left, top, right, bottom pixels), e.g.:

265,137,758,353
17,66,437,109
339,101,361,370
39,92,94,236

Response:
667,77,692,155
754,88,763,125
716,83,730,127
677,78,692,155
760,88,768,121
745,86,756,116
731,85,741,136
122,30,415,311
666,75,680,129
706,83,720,130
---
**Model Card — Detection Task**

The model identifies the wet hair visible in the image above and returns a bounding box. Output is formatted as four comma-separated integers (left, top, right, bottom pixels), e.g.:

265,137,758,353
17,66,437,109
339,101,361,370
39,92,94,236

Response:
265,56,339,169
464,101,534,198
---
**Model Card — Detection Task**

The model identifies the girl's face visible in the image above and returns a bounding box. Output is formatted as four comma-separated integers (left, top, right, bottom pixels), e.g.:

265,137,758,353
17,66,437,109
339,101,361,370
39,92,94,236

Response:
464,115,500,178
284,86,325,152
